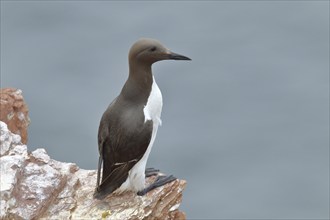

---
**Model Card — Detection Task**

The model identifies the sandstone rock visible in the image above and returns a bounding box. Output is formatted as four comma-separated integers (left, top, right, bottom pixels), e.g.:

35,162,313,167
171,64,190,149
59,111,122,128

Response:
0,88,30,144
0,121,186,219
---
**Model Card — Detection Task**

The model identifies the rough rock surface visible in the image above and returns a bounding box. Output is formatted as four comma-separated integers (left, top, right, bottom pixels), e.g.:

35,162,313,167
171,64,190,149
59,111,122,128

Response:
0,88,30,144
0,121,186,219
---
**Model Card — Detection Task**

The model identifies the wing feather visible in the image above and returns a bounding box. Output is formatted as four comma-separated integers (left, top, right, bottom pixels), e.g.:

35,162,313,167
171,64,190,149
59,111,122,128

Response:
94,100,153,199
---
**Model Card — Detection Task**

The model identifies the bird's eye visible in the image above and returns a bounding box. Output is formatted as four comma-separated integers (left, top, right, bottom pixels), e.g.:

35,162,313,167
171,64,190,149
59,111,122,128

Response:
150,47,156,52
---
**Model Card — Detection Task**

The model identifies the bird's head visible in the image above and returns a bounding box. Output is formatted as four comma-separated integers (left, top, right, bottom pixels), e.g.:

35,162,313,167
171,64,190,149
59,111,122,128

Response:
128,38,191,66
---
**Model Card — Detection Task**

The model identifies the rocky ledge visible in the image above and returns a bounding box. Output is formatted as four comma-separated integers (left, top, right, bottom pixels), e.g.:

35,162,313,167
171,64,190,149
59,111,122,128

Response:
0,88,30,144
0,121,186,219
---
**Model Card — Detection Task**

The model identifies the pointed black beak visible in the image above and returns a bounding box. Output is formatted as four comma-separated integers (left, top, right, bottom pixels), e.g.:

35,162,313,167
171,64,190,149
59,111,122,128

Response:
168,52,191,61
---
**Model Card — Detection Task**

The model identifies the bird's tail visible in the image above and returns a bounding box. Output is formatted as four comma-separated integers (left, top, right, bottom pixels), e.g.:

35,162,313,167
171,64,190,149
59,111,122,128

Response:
93,162,135,200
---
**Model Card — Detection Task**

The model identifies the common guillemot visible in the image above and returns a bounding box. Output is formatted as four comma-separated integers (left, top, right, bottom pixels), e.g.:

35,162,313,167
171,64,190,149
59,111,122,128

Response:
94,38,190,199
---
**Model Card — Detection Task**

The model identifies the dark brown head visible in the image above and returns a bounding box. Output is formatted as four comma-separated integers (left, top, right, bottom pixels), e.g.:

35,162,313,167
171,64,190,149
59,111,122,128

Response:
128,38,191,66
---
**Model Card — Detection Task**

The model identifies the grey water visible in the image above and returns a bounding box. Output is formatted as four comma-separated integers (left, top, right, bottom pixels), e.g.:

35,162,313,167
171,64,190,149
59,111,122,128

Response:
1,1,329,219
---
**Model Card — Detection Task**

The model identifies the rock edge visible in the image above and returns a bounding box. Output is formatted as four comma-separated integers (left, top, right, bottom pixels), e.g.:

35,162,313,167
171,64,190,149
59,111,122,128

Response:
0,121,186,219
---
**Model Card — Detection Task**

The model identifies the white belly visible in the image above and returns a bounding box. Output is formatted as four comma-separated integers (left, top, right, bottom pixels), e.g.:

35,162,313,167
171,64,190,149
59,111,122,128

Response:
116,76,162,193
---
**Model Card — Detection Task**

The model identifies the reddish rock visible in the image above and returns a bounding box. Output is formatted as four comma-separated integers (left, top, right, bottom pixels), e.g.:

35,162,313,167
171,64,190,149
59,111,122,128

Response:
0,88,30,144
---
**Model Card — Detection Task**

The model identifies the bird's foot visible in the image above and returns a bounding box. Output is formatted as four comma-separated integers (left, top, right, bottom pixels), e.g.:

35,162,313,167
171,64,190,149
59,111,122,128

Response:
145,167,160,177
137,175,177,196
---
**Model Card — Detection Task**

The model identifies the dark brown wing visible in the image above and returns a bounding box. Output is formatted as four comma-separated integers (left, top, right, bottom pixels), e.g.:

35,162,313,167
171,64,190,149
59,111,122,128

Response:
94,99,153,199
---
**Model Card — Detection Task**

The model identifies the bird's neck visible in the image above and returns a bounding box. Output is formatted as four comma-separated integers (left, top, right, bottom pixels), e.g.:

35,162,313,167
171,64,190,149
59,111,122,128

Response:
121,62,153,104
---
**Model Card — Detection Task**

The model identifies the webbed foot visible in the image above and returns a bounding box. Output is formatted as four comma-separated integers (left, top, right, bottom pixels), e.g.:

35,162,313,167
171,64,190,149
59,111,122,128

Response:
137,175,177,196
145,167,160,177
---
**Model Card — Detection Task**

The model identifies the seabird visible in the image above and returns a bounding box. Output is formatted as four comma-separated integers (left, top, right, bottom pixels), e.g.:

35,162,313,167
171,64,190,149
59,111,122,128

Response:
94,38,191,199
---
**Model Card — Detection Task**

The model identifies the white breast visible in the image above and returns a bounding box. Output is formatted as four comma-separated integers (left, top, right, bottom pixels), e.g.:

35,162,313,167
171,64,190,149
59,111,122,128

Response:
116,76,163,193
143,76,163,125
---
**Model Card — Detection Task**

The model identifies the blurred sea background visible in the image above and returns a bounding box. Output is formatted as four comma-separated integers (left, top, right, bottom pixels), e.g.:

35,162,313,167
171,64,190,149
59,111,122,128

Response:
1,1,329,219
